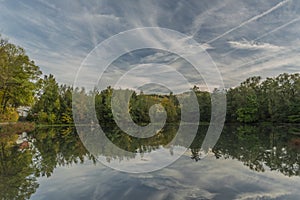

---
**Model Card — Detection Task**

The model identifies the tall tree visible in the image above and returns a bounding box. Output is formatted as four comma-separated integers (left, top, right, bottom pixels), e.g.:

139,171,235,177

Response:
0,36,41,120
29,74,60,124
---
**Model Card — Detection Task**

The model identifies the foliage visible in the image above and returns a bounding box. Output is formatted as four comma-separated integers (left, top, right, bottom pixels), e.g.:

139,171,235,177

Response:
227,73,300,123
0,107,19,122
27,73,300,125
27,75,74,124
0,36,41,120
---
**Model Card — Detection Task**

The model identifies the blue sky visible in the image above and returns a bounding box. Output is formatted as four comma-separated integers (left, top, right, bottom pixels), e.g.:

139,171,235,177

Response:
1,0,300,91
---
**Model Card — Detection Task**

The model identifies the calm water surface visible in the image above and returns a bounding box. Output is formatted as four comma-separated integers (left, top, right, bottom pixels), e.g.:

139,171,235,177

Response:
1,124,300,200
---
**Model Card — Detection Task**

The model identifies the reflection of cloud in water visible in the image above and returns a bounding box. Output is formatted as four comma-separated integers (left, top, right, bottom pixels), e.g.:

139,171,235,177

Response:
31,156,300,200
98,146,187,173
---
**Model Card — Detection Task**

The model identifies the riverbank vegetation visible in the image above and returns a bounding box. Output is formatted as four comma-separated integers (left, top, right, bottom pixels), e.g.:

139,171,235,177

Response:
27,73,300,125
0,122,35,136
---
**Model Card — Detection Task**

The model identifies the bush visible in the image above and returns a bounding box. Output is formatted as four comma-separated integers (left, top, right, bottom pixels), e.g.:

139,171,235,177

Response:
0,108,19,122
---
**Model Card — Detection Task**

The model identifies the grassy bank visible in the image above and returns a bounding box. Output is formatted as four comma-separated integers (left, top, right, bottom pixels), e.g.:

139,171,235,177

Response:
0,122,35,137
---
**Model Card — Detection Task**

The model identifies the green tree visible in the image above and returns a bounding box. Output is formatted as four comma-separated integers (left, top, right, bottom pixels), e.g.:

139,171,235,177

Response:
236,95,259,123
0,134,38,200
29,74,60,124
59,85,73,124
0,36,41,121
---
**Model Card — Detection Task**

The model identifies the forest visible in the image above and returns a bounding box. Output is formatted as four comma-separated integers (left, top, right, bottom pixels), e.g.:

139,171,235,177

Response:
0,36,300,125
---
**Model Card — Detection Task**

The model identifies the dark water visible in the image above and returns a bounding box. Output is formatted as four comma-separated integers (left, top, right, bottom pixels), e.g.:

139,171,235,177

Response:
1,124,300,200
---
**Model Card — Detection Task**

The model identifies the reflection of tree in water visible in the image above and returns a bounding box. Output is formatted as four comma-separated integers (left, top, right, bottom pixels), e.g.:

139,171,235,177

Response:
0,126,95,200
98,124,180,162
104,122,300,176
205,124,300,177
0,134,38,200
189,125,209,162
1,124,300,199
32,127,96,177
42,125,299,177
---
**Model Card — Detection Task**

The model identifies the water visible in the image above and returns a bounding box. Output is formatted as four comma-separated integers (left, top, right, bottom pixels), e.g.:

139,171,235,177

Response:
1,124,300,199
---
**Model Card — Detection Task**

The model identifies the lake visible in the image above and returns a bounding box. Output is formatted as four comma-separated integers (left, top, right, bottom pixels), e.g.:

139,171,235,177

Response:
1,124,300,200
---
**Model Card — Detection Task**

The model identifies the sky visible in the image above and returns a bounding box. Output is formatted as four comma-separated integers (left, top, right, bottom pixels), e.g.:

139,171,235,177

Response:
1,0,300,91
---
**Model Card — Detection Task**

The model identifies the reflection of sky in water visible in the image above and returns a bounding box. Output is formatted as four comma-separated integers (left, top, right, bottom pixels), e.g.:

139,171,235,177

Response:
31,155,300,200
98,146,187,173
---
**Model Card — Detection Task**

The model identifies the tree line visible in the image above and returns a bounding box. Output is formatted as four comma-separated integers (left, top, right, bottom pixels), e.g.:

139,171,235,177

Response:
0,36,299,124
226,74,300,123
27,73,300,124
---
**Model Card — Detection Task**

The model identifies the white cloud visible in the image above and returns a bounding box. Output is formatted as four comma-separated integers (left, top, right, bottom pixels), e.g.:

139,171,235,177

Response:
1,0,300,90
235,191,290,200
228,40,283,51
140,52,178,64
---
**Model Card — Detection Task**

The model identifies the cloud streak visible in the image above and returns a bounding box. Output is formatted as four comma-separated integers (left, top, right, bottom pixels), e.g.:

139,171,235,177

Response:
228,40,283,51
0,0,299,89
206,0,290,44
